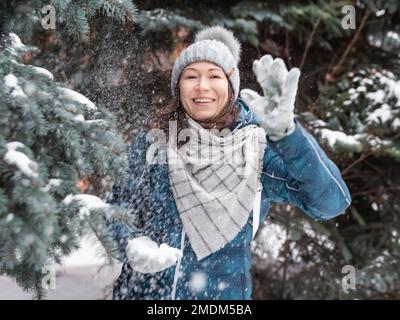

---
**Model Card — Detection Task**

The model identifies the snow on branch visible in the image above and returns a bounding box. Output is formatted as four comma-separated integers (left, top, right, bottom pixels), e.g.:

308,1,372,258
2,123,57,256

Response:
63,193,110,209
3,74,27,98
58,87,97,111
4,142,39,178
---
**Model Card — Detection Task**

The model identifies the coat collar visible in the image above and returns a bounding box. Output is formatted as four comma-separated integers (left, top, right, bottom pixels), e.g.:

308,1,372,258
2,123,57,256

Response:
229,97,258,132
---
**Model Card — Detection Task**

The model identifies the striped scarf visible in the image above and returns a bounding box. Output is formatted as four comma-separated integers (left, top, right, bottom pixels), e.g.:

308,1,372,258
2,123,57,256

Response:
167,116,266,260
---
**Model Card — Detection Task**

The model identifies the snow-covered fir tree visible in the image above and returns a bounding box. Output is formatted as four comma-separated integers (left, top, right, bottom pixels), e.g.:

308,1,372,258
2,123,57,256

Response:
0,33,134,298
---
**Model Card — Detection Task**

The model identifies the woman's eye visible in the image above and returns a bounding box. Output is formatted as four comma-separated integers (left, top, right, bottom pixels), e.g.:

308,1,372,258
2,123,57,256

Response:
211,75,221,79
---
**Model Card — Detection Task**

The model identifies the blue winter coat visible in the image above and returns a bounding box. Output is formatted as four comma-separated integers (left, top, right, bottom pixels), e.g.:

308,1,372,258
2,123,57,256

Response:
106,98,352,300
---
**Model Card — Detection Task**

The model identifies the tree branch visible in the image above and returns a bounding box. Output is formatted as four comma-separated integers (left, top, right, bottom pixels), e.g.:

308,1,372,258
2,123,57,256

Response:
331,7,372,77
300,19,320,69
342,150,372,176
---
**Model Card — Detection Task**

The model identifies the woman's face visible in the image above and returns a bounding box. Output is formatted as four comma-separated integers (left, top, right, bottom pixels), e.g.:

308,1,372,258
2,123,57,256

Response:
179,61,229,121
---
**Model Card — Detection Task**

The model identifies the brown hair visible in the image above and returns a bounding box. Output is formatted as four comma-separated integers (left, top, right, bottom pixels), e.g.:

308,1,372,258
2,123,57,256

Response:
146,80,239,140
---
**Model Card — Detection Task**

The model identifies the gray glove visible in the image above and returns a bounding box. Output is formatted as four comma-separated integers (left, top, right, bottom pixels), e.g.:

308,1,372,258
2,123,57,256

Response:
126,236,182,274
240,54,300,141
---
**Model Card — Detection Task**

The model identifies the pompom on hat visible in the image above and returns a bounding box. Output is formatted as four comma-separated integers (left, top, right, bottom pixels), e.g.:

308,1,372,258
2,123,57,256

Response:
171,25,241,100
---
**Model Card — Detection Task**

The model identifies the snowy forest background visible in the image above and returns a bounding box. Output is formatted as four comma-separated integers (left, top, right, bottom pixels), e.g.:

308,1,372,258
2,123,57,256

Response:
0,0,399,299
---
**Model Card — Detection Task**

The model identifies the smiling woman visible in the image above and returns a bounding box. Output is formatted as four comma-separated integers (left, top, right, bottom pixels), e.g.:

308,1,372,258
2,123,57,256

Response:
108,25,352,301
150,62,239,134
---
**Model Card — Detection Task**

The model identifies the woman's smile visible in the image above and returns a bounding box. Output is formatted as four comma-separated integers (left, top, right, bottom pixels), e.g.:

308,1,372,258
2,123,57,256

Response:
192,97,216,106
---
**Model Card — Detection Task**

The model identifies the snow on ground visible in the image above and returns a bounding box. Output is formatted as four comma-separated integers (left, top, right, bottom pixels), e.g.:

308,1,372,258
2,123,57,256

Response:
1,195,123,299
0,235,122,300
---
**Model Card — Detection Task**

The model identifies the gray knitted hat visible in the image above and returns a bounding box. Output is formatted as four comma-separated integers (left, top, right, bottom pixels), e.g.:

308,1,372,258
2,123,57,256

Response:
171,25,241,100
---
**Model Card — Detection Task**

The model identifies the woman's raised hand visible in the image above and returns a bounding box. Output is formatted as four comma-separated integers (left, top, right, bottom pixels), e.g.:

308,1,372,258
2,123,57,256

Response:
240,54,300,141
